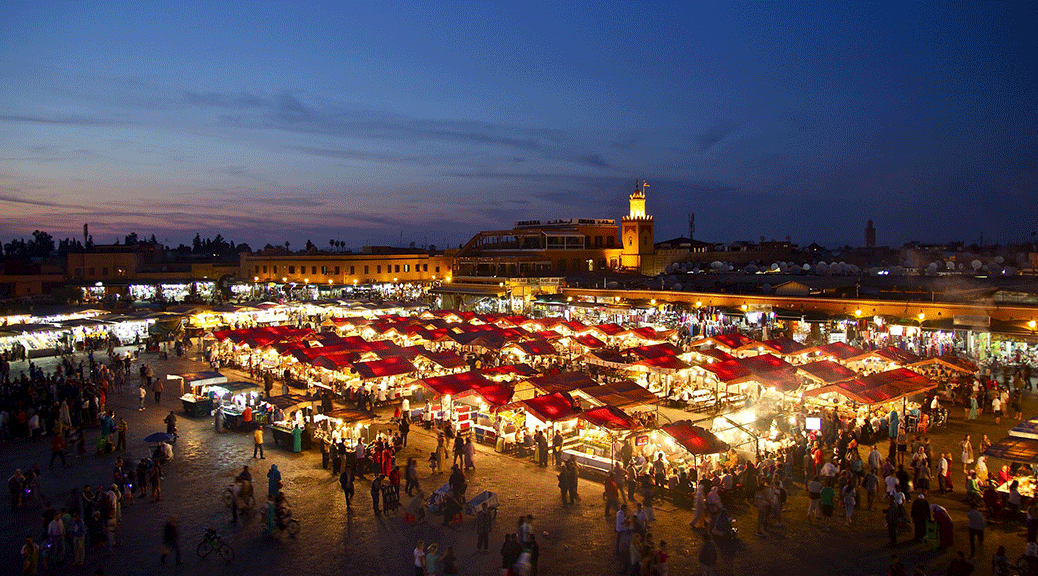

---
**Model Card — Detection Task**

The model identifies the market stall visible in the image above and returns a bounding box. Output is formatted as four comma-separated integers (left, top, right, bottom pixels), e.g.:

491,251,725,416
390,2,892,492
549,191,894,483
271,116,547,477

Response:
266,393,315,452
313,407,377,448
650,420,730,477
173,371,229,417
562,405,642,474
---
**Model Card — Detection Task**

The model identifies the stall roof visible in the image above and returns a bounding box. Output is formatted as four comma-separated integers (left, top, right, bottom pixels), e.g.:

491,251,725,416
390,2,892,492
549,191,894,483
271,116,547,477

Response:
692,333,756,351
420,371,492,397
512,392,578,423
909,354,979,374
755,337,807,356
803,368,935,405
752,370,801,393
265,393,313,411
480,363,537,377
524,371,598,394
168,371,227,386
737,353,794,375
700,359,753,384
580,405,640,430
456,382,515,408
983,437,1038,465
624,343,681,360
571,334,606,349
658,420,729,455
504,340,558,357
632,355,691,374
584,349,630,368
351,357,417,380
579,380,660,408
626,326,674,342
218,381,263,395
848,346,920,366
797,341,865,362
594,323,626,336
797,360,857,385
419,350,468,370
323,408,376,423
695,348,736,363
1009,419,1038,440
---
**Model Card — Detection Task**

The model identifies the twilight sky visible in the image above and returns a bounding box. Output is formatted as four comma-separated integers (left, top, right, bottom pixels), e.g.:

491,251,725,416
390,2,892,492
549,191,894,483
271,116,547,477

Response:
1,1,1035,250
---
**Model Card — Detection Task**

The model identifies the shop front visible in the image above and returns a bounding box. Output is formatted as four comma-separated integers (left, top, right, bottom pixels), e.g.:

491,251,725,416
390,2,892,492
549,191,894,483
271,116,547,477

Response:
172,371,228,417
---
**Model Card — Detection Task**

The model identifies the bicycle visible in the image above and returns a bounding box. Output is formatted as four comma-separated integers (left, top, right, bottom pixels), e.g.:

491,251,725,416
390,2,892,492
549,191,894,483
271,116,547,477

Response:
274,506,301,536
196,528,233,561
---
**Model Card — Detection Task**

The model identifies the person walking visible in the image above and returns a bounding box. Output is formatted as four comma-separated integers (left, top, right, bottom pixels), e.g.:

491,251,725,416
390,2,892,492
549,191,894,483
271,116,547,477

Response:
116,418,127,451
911,493,931,543
536,430,549,468
160,515,181,565
371,474,382,516
49,433,66,469
475,502,492,553
960,435,973,474
754,482,772,536
267,464,281,500
253,426,265,459
604,475,621,517
413,541,427,576
138,384,146,411
399,417,410,447
841,481,856,527
425,543,440,576
21,535,39,576
463,436,475,470
339,466,355,510
152,372,162,404
526,534,540,576
552,429,563,467
699,532,718,576
966,501,986,559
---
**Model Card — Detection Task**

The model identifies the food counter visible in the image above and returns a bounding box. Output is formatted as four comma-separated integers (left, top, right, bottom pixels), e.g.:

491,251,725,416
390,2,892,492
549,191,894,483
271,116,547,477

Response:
269,423,309,452
180,393,214,417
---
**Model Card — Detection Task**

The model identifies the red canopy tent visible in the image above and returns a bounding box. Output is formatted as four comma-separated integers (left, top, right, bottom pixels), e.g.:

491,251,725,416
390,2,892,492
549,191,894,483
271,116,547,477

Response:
571,334,606,349
503,340,558,357
624,343,681,360
480,364,537,377
755,337,807,357
418,350,468,370
909,354,978,374
593,323,626,337
509,392,578,424
583,349,630,369
803,368,935,405
579,405,641,431
455,382,515,409
419,371,492,397
692,333,756,352
578,380,660,408
658,420,729,455
521,372,598,395
351,357,417,380
797,359,857,386
632,355,691,374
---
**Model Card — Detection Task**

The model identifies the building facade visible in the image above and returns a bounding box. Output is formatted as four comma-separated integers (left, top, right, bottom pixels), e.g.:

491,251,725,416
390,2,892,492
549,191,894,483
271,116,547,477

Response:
241,248,452,286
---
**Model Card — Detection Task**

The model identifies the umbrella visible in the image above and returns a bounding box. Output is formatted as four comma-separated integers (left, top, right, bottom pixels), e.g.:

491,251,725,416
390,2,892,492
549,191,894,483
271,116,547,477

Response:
143,432,174,443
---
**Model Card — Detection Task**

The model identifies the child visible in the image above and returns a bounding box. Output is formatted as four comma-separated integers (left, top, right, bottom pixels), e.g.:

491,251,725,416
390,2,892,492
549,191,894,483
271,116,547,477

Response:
428,451,439,473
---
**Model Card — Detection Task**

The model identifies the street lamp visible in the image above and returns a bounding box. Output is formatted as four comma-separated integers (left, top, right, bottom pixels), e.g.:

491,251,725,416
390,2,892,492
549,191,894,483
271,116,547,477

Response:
855,309,862,317
917,312,925,322
1029,320,1037,330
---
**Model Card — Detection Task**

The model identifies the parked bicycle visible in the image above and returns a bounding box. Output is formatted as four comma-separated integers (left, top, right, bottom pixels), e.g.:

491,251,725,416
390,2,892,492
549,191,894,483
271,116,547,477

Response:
196,528,233,561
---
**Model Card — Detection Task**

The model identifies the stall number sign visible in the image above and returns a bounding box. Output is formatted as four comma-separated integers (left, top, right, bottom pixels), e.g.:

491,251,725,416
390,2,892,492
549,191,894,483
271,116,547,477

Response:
635,435,648,447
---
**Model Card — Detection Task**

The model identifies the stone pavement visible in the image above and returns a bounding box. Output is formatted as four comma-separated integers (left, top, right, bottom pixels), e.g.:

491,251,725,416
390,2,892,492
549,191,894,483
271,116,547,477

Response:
1,349,1034,575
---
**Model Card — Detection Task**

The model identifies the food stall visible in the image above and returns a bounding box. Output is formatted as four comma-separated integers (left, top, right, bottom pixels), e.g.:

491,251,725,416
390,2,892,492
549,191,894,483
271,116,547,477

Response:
313,407,377,448
173,371,229,417
453,382,515,445
266,393,315,452
562,405,642,475
986,420,1038,499
651,420,730,478
504,392,580,446
801,368,936,432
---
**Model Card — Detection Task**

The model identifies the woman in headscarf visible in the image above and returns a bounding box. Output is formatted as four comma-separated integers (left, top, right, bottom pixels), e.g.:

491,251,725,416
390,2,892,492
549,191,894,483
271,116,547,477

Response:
975,455,989,484
931,504,954,549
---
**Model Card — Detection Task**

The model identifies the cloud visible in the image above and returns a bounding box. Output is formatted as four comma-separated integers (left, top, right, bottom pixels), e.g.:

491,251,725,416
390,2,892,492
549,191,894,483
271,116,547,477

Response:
0,114,120,126
579,154,617,170
287,145,438,166
219,165,274,185
697,124,736,152
0,194,68,208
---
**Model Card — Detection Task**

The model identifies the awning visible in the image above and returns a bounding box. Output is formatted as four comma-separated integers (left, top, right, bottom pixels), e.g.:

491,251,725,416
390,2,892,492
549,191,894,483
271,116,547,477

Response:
571,334,606,349
803,368,935,405
168,371,227,388
480,364,537,377
578,380,659,408
632,355,691,374
322,408,376,424
583,349,630,369
691,333,755,352
455,382,515,409
579,405,640,431
796,342,866,362
215,381,263,395
510,392,578,423
701,359,753,384
420,371,491,397
418,350,468,370
625,326,674,342
909,355,978,374
265,394,313,411
755,337,807,356
983,437,1038,465
624,343,681,360
1010,419,1038,440
797,360,857,385
503,340,558,357
658,420,729,455
522,372,598,394
351,357,417,380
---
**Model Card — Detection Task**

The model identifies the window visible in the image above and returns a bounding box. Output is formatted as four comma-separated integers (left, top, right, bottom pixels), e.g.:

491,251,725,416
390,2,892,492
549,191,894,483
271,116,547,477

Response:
595,236,603,247
556,260,566,272
334,266,340,275
364,265,369,274
273,266,278,273
262,266,267,273
75,268,83,277
376,265,381,274
423,264,428,272
395,264,400,273
435,266,440,273
347,266,353,275
88,268,95,276
102,268,108,276
607,236,615,248
311,266,317,274
404,264,410,272
255,266,260,273
321,266,327,274
289,266,295,274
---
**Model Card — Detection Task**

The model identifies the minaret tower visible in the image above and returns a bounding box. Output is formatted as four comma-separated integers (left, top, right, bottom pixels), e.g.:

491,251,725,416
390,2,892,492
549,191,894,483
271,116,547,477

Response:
621,180,654,271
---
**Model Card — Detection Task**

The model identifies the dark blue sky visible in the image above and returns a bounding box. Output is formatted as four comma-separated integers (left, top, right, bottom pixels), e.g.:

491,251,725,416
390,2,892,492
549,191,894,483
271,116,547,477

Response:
1,1,1035,250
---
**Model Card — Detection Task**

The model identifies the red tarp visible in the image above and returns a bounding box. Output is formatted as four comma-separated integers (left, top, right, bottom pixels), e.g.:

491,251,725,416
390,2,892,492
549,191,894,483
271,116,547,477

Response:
738,353,795,375
696,348,735,362
480,363,537,377
594,323,626,336
633,355,691,373
580,405,640,430
850,346,921,366
797,359,857,385
698,333,756,351
803,368,935,405
506,340,557,356
525,372,598,394
420,371,491,397
758,337,807,356
572,334,606,349
658,420,729,455
626,326,674,341
752,370,801,393
579,380,659,408
625,343,681,360
805,342,865,361
531,330,564,341
351,357,417,380
514,392,578,423
561,320,587,332
909,355,978,374
456,382,515,408
702,359,753,384
584,349,629,368
419,350,468,369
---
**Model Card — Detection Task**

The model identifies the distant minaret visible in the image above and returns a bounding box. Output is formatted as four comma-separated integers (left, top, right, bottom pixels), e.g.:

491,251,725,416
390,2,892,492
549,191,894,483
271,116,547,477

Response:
688,212,695,241
621,180,654,271
865,219,876,248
